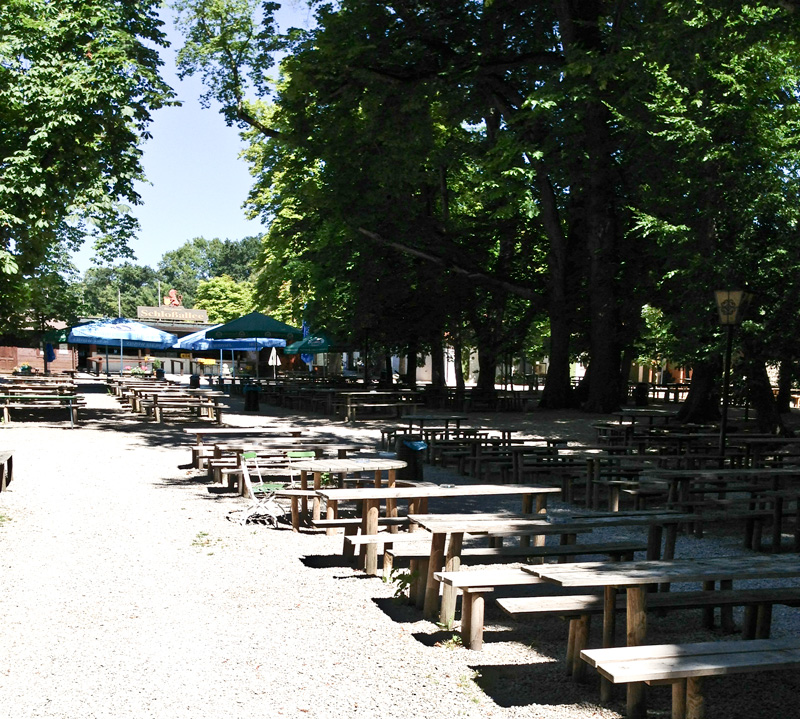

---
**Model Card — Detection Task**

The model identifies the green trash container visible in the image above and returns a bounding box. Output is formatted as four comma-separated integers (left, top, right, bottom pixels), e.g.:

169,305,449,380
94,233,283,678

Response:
395,436,426,482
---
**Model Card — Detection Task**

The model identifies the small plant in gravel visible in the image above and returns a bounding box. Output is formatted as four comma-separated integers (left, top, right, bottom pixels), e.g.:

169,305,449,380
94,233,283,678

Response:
0,512,9,525
191,532,223,553
384,567,417,600
435,634,463,649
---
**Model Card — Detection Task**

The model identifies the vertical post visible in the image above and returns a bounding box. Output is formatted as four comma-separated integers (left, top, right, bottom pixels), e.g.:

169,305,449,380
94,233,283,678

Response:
718,324,734,459
364,328,370,384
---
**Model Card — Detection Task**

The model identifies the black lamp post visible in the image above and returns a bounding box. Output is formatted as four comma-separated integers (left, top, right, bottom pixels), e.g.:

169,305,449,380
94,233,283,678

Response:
714,290,751,458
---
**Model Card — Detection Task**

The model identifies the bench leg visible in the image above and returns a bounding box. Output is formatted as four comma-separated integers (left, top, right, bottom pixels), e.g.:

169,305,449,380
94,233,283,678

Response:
743,604,757,639
382,549,393,581
672,679,687,719
414,559,429,608
423,532,446,619
362,499,380,576
685,676,704,719
719,579,735,633
702,581,716,629
600,586,617,703
326,501,337,537
755,603,773,639
461,590,486,651
290,498,300,532
439,533,463,629
626,586,648,719
343,524,358,560
571,615,591,683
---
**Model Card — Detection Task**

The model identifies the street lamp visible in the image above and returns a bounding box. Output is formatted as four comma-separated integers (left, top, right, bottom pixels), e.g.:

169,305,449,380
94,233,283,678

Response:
714,290,751,458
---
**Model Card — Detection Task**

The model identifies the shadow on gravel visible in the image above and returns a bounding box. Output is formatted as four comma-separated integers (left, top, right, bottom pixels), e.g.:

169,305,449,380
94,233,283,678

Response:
300,554,352,569
412,629,456,647
371,597,421,623
468,662,598,708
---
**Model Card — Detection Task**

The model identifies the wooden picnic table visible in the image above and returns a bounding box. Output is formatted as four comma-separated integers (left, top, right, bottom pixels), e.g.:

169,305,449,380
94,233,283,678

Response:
613,408,678,427
401,414,468,436
526,554,800,719
410,509,693,625
336,390,423,421
183,426,306,468
317,482,559,577
648,465,800,503
294,458,408,561
0,393,82,428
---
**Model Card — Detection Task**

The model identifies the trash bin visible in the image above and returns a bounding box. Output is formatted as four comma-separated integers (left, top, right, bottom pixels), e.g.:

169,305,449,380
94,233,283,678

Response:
189,374,201,389
395,436,426,482
633,382,649,407
244,385,260,411
154,369,165,380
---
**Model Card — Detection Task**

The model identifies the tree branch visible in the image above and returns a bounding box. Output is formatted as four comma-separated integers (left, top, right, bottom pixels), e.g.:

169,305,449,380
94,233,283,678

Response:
357,227,540,301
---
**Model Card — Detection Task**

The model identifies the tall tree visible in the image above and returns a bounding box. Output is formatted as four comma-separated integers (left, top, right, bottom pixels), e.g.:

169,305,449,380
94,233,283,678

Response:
157,235,261,306
0,0,175,316
194,274,254,322
81,263,160,318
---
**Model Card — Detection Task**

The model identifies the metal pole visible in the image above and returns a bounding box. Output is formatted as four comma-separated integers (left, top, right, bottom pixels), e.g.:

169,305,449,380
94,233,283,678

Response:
719,324,734,459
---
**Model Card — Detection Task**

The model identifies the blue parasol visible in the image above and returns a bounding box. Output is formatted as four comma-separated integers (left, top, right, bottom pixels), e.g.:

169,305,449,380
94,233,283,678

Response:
175,324,287,379
68,318,178,376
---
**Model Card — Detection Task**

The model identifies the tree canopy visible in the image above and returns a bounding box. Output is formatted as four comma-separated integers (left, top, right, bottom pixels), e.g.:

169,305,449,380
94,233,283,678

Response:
171,0,800,416
0,1,175,287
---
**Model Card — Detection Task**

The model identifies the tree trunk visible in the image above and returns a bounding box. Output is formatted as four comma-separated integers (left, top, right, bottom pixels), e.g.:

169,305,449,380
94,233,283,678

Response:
383,354,394,387
677,360,721,424
619,350,635,406
558,0,622,414
776,359,795,414
743,357,785,434
536,169,575,409
453,335,465,392
430,337,446,389
405,341,418,390
476,346,499,395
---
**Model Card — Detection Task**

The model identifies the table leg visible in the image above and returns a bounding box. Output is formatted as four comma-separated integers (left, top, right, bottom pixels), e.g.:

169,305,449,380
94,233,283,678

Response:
363,498,380,576
600,585,617,703
386,469,398,533
423,532,447,618
300,470,309,523
647,525,663,561
626,585,648,719
312,471,322,522
439,532,463,629
461,589,486,650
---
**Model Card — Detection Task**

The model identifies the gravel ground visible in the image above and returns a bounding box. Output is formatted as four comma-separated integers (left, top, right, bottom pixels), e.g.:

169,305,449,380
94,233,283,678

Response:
1,377,798,719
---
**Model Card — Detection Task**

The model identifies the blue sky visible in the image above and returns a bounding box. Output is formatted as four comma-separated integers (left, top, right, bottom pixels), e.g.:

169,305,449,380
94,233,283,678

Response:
70,2,315,275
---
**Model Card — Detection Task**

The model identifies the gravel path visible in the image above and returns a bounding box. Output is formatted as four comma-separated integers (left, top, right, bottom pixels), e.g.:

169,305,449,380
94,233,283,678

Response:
0,378,798,719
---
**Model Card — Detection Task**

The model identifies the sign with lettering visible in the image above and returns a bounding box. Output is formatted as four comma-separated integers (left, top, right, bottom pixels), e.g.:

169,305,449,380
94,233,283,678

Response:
137,306,208,322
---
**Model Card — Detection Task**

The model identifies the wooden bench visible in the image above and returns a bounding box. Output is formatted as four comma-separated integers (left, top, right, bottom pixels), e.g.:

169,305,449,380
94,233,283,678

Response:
140,397,223,424
0,394,85,428
580,637,800,719
432,568,550,650
338,401,424,422
500,586,800,681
